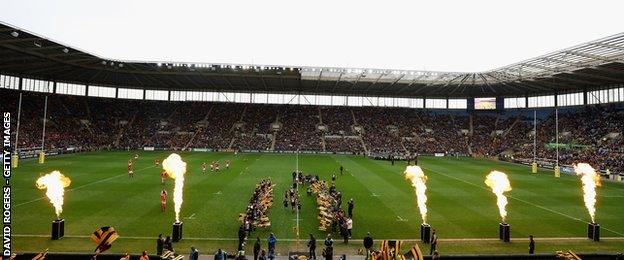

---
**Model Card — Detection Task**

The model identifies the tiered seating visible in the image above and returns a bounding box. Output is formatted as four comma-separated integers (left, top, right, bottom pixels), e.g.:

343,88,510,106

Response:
3,88,623,172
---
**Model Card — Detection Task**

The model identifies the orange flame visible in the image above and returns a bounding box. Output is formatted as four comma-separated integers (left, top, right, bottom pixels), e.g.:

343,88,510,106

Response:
36,171,71,218
162,153,187,222
485,171,512,223
404,165,428,224
574,163,601,223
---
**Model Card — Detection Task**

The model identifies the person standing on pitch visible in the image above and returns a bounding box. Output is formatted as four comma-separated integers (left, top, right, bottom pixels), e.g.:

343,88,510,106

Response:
347,218,353,238
363,232,373,256
189,246,199,260
164,236,174,251
238,225,246,251
156,234,164,255
160,190,167,212
267,233,277,259
323,234,334,260
529,235,535,254
253,237,261,260
307,234,317,259
324,234,333,248
430,229,438,255
128,159,134,178
347,198,354,218
340,165,344,175
214,249,227,260
160,169,167,184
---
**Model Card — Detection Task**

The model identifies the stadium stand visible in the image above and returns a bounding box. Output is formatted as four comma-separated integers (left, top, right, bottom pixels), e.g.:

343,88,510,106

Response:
3,89,623,173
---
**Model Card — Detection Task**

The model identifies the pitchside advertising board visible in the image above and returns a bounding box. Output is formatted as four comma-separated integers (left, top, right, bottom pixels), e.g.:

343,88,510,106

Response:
2,112,12,257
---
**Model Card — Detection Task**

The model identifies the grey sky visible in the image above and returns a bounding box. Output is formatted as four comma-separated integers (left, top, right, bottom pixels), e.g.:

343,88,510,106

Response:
1,0,622,72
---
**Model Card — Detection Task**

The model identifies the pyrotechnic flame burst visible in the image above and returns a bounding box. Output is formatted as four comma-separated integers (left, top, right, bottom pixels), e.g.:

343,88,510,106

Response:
574,163,601,223
404,165,428,224
36,171,71,218
484,171,512,223
162,153,187,222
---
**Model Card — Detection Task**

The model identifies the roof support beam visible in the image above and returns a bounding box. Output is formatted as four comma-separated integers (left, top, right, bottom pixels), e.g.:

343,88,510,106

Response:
364,73,385,92
0,37,40,44
550,74,603,86
378,74,404,93
332,71,344,92
591,42,624,51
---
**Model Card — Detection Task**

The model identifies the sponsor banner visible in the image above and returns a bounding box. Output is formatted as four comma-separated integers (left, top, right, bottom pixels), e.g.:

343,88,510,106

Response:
143,147,155,151
434,153,445,157
191,148,211,152
560,166,575,174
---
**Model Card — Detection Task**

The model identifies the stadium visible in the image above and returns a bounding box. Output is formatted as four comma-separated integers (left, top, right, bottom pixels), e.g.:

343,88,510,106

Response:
1,2,624,259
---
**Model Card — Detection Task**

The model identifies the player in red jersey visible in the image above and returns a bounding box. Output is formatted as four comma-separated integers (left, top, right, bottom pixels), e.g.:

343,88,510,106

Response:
155,158,160,166
215,161,220,172
202,162,207,174
160,169,167,184
128,160,134,178
160,190,167,212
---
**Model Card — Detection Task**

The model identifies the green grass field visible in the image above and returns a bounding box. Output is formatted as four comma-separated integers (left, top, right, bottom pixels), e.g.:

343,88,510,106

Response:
11,151,624,255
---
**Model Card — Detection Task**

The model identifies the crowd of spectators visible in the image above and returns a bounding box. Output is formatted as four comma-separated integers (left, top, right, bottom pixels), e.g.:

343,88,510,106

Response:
321,107,365,153
3,89,623,172
231,105,276,151
274,106,323,151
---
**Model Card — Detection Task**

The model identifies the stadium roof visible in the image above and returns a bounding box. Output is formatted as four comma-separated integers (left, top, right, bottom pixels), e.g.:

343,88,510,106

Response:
1,21,624,98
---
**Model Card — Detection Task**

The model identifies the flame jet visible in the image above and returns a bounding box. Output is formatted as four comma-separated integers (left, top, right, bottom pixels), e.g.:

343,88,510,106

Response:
162,153,187,222
404,165,428,224
484,171,512,223
574,163,601,223
36,171,71,218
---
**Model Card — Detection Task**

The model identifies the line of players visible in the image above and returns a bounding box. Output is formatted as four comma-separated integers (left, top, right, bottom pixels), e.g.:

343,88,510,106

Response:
124,153,232,213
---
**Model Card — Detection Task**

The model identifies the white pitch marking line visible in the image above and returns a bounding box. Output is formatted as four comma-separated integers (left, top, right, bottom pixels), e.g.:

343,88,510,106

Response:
213,191,222,195
396,216,408,222
423,166,624,237
14,164,158,208
371,193,381,197
185,213,196,219
15,152,205,208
